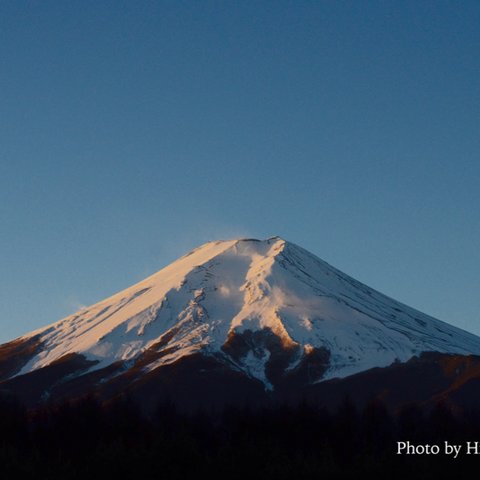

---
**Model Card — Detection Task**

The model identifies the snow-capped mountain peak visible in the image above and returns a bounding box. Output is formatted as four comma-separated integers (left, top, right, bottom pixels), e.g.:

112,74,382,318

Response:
7,237,480,391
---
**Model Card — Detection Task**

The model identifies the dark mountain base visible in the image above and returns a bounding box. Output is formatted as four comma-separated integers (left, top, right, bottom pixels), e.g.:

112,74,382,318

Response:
1,393,480,480
298,351,480,412
0,335,43,381
3,351,480,413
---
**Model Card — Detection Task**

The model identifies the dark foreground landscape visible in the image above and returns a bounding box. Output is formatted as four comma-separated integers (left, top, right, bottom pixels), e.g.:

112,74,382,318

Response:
1,393,480,479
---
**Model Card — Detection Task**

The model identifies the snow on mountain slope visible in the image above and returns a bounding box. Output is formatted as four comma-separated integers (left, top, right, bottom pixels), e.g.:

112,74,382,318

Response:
11,237,480,388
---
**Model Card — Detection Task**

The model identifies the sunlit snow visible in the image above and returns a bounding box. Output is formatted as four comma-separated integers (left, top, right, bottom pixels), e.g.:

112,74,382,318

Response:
14,237,480,387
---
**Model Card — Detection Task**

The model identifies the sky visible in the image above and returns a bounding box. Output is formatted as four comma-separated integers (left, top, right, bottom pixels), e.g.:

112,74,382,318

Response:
0,1,479,343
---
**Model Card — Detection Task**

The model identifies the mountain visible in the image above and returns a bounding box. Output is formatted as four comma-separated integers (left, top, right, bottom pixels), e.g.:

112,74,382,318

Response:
2,236,480,411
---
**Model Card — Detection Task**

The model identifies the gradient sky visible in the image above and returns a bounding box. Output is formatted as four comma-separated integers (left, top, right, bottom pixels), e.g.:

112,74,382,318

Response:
1,1,479,343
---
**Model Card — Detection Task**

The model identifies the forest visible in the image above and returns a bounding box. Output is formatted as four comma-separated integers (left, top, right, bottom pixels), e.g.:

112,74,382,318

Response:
1,392,480,479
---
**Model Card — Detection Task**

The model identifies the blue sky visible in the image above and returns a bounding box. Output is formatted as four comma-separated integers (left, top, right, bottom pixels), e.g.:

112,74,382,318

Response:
1,1,479,342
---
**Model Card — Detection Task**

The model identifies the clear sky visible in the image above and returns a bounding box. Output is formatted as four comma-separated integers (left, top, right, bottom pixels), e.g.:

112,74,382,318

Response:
1,1,479,343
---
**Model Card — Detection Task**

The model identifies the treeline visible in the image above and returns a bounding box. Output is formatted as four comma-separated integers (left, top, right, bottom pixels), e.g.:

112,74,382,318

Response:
1,394,480,479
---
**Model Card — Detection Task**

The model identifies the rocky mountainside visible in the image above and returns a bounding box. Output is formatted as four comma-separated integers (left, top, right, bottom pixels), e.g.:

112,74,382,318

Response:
1,237,480,410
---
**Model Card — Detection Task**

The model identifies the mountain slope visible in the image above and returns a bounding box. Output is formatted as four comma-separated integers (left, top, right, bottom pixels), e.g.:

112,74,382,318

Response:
1,237,480,406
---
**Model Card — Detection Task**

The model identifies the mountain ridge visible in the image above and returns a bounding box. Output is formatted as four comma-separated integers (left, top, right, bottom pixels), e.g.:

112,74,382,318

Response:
1,236,480,409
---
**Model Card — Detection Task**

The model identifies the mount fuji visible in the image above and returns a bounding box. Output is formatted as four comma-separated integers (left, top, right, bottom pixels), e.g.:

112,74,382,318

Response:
2,237,480,410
